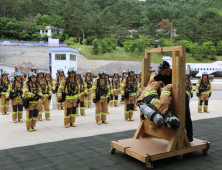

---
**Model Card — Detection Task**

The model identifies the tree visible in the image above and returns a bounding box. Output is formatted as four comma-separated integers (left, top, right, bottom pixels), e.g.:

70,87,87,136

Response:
92,38,100,54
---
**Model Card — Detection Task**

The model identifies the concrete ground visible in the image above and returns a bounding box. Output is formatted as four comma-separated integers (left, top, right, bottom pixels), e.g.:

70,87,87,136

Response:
0,89,221,169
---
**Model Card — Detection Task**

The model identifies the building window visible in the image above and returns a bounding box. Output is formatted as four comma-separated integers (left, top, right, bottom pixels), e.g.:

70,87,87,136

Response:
45,30,48,33
70,54,76,61
207,68,208,70
55,54,66,60
204,68,205,70
42,30,44,33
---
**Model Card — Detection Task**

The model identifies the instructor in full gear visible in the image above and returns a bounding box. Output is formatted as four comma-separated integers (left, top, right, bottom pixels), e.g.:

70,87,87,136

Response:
84,71,93,108
196,72,212,113
7,72,24,123
58,68,80,128
23,72,42,132
147,61,193,142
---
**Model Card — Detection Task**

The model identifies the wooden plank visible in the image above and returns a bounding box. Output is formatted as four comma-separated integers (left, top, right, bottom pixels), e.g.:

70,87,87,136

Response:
183,131,191,148
147,46,180,53
166,133,178,152
141,58,150,88
133,121,144,139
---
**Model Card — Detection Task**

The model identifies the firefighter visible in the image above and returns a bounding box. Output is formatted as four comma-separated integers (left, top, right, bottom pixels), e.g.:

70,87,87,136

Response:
23,72,42,132
37,70,52,121
76,71,87,116
138,82,180,132
7,72,23,122
110,71,120,107
134,72,141,111
53,69,65,110
45,71,53,103
92,70,110,125
196,72,212,113
105,71,112,114
186,71,193,100
58,68,80,128
120,71,127,104
0,71,10,115
150,68,157,81
120,68,139,121
26,67,37,81
84,70,93,108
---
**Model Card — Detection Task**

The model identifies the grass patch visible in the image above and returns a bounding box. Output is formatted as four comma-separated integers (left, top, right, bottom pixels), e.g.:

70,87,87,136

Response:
69,44,222,63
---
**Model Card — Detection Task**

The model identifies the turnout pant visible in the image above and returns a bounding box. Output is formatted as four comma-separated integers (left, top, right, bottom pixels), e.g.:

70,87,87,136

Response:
124,97,135,119
0,94,9,112
198,94,209,112
26,102,40,128
84,89,92,107
110,90,119,107
134,96,137,111
64,98,77,125
77,95,85,115
56,93,64,109
95,98,107,122
38,96,50,119
11,99,23,120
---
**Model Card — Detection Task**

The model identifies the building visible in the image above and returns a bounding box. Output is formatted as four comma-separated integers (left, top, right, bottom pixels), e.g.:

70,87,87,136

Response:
40,26,64,38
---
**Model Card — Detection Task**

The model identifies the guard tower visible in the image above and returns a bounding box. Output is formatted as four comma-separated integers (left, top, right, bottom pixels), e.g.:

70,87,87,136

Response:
49,48,79,78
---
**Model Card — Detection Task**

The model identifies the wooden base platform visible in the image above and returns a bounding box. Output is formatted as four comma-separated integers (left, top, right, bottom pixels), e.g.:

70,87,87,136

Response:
111,137,211,163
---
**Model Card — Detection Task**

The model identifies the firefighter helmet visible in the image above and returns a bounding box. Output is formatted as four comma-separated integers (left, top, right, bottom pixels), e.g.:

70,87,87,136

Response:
164,114,180,130
28,72,37,82
37,70,45,77
1,70,9,77
150,68,156,73
202,72,208,76
76,71,81,76
67,68,76,75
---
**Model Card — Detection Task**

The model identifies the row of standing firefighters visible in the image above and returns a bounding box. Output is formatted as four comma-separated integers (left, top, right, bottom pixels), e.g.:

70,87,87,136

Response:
0,66,212,132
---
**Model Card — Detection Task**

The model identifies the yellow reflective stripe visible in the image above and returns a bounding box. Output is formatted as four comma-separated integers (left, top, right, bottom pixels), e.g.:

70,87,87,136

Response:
92,86,96,89
196,84,200,87
161,91,171,95
150,98,158,105
145,90,158,97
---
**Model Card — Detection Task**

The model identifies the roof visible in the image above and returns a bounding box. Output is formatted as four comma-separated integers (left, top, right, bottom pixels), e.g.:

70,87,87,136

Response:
50,48,79,53
0,63,17,67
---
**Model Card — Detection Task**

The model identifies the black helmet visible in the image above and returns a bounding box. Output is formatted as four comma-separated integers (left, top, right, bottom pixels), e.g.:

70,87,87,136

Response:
31,67,36,71
158,61,170,73
186,71,190,77
202,72,208,76
28,72,37,81
37,70,45,77
57,69,64,74
128,68,135,76
76,71,81,76
150,68,156,73
98,70,105,78
14,72,22,80
1,70,9,77
45,71,51,77
113,71,119,76
164,115,180,130
67,68,76,75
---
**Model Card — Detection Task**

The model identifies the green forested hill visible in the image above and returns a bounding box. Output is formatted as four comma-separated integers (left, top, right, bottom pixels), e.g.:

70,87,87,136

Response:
1,0,222,61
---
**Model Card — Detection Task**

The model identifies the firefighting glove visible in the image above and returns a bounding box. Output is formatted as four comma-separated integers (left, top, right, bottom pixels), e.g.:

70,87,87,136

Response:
121,96,125,101
48,96,51,100
140,114,146,120
6,98,9,101
93,99,97,103
209,93,211,98
84,94,87,98
190,94,193,98
58,99,62,103
77,99,80,104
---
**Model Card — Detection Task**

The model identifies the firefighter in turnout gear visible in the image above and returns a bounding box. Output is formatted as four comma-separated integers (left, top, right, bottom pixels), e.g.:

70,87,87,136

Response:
196,72,212,113
7,72,24,123
185,71,193,100
26,67,37,81
120,68,139,121
76,71,87,116
0,71,10,115
23,72,42,132
92,70,110,125
110,71,120,107
45,71,53,103
105,71,112,114
120,71,127,104
53,69,65,110
58,69,80,128
138,82,175,132
37,70,52,121
150,68,157,81
84,70,93,108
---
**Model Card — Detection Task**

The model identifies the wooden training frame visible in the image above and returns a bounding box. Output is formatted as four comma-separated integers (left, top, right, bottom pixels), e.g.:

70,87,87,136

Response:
110,46,211,167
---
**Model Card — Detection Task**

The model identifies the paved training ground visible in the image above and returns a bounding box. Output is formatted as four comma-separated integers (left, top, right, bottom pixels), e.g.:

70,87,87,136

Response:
0,90,221,169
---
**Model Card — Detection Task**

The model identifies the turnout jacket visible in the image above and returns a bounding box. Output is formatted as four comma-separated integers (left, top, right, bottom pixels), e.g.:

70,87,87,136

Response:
7,80,23,100
53,75,65,91
196,78,212,95
91,78,110,100
38,77,52,97
58,76,80,100
185,78,193,96
0,77,10,96
23,81,42,104
76,77,87,96
120,76,139,99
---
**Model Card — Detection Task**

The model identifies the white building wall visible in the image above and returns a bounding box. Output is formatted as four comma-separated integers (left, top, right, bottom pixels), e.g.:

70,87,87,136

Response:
0,65,15,75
